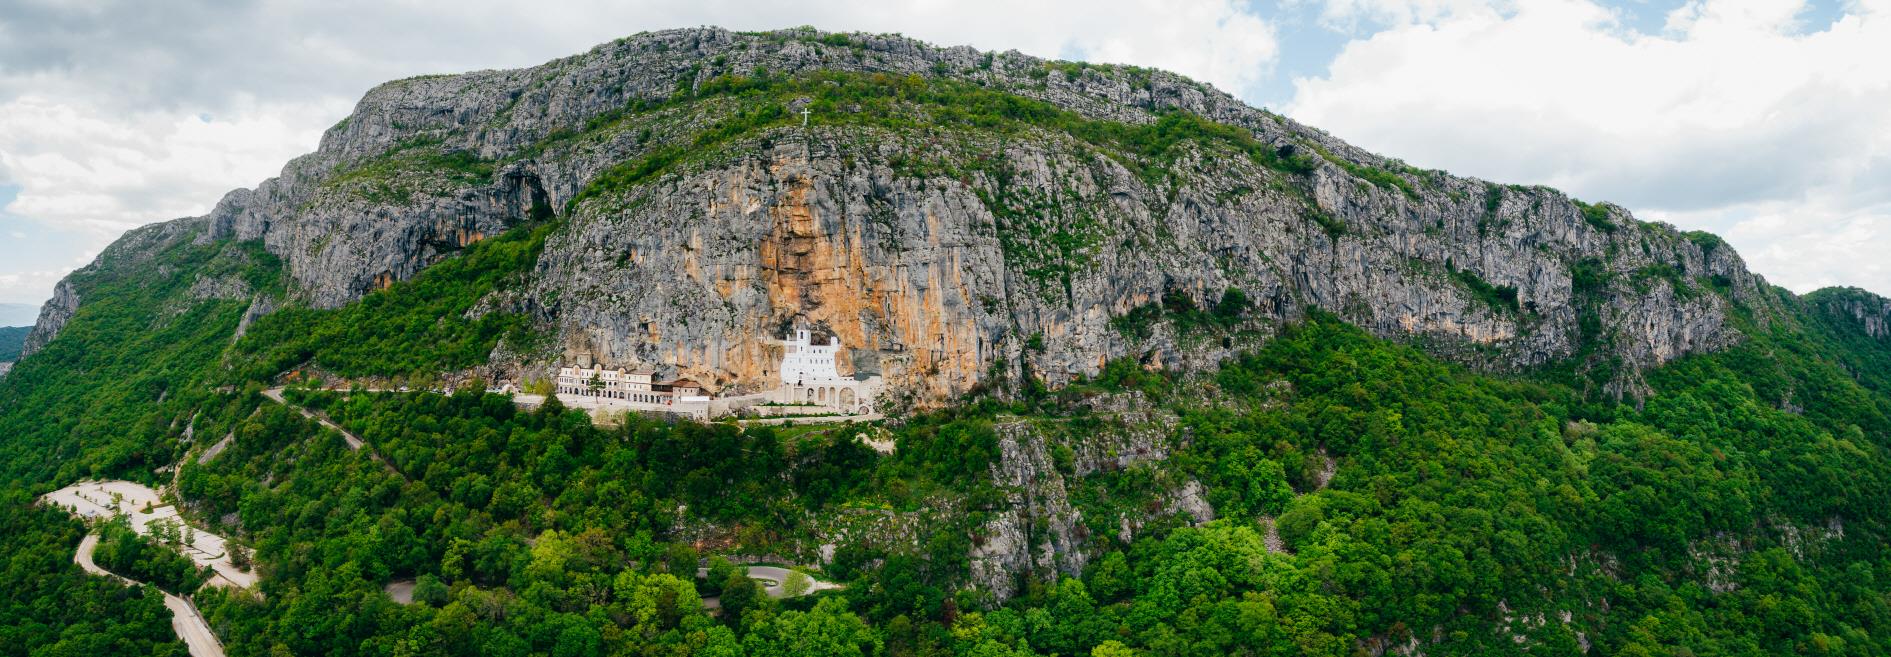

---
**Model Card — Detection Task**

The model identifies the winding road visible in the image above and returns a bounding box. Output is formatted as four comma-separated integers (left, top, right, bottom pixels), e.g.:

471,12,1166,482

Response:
696,564,844,604
43,480,257,589
261,388,410,480
261,388,367,450
75,533,226,657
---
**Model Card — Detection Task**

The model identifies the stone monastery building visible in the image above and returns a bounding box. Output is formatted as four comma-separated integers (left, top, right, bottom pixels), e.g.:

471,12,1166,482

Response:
553,367,705,405
552,329,880,418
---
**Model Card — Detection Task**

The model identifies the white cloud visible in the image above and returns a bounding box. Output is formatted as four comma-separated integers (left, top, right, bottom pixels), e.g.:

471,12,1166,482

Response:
1287,0,1891,294
0,0,1280,306
0,95,347,235
0,268,72,308
1314,0,1507,29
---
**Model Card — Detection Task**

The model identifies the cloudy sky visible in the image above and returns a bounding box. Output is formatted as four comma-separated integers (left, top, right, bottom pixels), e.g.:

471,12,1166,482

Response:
1,0,1886,310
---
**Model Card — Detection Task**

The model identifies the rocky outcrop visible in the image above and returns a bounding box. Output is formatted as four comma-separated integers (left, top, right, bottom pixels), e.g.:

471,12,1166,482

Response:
969,400,1204,601
205,167,547,308
187,275,252,302
970,422,1088,601
37,27,1792,401
20,279,78,360
232,294,278,342
1807,287,1891,340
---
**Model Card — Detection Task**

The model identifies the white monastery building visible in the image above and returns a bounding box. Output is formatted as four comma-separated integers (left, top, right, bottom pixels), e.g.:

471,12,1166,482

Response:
553,367,708,404
551,329,880,419
774,329,879,415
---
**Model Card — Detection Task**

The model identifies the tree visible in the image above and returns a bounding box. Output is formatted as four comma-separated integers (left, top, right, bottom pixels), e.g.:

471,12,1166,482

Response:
1086,551,1133,603
228,541,252,570
743,597,881,657
782,570,813,597
663,542,698,577
719,567,768,627
440,538,469,583
703,556,738,597
413,574,450,607
615,572,703,636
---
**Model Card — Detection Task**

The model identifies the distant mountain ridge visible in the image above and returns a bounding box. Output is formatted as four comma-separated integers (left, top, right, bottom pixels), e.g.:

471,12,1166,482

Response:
0,303,39,327
0,326,27,362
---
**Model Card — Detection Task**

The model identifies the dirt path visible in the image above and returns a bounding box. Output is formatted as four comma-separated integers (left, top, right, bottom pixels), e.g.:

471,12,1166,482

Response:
75,533,227,657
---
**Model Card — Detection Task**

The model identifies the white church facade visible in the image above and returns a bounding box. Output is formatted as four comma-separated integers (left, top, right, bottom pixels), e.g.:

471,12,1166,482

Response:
771,329,880,415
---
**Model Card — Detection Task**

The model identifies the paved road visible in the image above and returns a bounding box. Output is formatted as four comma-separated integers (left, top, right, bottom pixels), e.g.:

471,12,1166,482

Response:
262,388,366,450
76,533,227,657
44,480,258,589
261,389,411,481
74,533,113,578
696,565,844,599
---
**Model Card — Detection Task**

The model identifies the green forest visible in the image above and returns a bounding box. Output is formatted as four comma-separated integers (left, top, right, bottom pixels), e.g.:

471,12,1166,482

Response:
0,325,27,362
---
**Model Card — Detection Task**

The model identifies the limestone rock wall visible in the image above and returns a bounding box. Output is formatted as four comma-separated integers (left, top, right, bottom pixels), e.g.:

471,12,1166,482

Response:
21,280,78,360
29,26,1800,401
966,398,1210,601
970,422,1089,601
530,117,1764,400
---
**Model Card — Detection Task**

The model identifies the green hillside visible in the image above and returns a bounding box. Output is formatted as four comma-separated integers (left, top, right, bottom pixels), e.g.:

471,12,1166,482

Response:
0,325,27,362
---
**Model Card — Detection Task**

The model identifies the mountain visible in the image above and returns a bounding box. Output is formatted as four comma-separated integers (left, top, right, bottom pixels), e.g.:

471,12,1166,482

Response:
22,28,1769,402
4,27,1891,657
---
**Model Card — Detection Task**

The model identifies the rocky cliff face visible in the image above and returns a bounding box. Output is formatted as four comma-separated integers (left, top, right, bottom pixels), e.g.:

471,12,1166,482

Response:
20,280,77,361
970,422,1090,600
26,27,1791,401
966,393,1216,600
1809,287,1891,340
